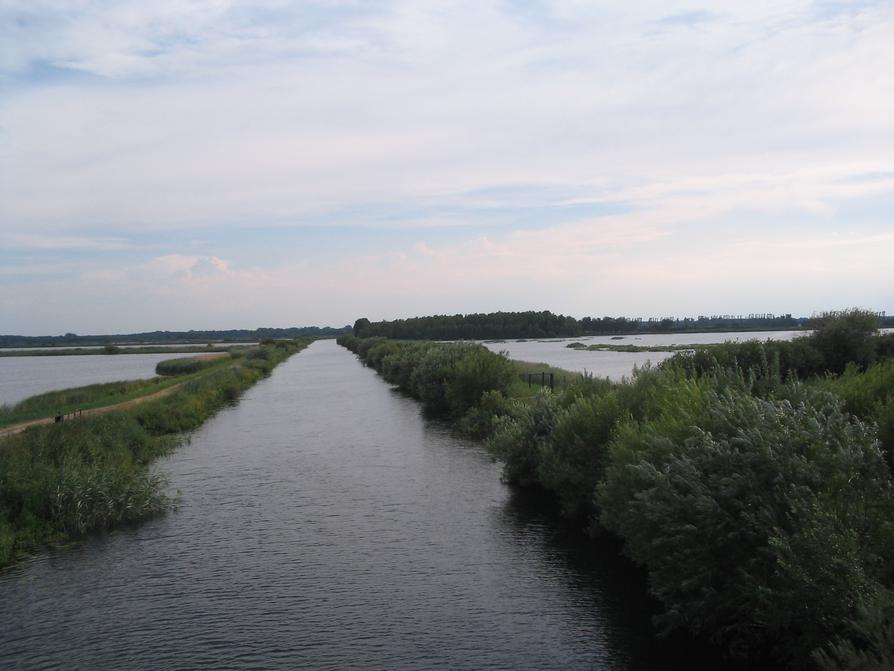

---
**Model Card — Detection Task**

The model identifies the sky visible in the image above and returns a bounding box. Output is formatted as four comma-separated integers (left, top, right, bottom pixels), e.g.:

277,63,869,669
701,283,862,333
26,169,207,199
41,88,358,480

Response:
1,0,892,335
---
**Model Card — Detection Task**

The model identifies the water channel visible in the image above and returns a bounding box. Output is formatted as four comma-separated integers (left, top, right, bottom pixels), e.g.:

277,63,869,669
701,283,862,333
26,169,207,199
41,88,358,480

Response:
0,339,719,670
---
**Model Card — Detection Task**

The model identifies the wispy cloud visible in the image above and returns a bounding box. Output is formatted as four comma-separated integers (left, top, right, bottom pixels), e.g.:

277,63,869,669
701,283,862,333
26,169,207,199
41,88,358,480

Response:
1,1,893,332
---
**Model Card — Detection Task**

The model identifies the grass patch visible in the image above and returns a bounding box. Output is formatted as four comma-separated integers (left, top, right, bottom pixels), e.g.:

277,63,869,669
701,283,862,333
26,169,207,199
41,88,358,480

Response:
507,359,582,396
0,377,181,428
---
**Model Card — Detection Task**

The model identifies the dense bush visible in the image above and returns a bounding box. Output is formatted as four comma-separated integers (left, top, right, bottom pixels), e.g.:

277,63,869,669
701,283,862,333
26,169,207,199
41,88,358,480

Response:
597,385,892,666
486,390,563,486
340,336,515,418
664,309,886,383
0,414,171,565
818,360,894,471
809,309,880,374
538,390,622,518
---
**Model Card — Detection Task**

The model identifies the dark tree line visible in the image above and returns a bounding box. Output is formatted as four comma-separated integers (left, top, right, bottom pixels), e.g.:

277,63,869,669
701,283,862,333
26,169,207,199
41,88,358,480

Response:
353,310,891,340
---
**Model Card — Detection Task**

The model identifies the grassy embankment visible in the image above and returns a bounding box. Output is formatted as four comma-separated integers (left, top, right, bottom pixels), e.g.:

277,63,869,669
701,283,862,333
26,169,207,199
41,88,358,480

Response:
567,341,698,353
0,353,232,429
337,311,894,670
0,339,312,568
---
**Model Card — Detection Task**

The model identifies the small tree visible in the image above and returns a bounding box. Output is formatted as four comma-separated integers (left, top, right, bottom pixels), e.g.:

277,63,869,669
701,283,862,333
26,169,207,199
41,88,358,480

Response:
809,309,879,373
352,317,371,337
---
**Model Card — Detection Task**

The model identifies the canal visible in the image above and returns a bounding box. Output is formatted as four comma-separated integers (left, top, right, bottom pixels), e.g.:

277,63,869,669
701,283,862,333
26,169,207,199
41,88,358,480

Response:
0,340,716,669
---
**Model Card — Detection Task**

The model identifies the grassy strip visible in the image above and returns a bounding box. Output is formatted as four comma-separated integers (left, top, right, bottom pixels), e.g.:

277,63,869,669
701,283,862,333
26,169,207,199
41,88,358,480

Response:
338,319,894,670
0,356,235,428
0,377,181,428
566,341,698,353
0,338,312,569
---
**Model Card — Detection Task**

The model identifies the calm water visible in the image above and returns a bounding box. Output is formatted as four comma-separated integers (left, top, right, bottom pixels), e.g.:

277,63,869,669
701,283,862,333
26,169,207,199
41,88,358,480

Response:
483,329,818,378
0,353,205,406
0,340,719,670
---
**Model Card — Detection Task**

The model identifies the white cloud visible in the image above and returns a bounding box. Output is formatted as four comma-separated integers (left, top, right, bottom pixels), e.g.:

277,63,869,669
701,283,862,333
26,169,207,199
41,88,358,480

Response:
1,1,893,330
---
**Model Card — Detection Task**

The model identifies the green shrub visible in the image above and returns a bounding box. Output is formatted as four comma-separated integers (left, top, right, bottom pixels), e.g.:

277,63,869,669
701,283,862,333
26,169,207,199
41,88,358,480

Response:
809,309,880,374
814,591,894,671
485,390,563,485
818,360,894,470
597,385,892,665
538,390,622,519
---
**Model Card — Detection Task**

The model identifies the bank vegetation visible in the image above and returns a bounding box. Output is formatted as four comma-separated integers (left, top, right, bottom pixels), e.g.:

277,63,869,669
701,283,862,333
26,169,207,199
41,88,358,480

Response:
0,338,312,569
338,310,894,670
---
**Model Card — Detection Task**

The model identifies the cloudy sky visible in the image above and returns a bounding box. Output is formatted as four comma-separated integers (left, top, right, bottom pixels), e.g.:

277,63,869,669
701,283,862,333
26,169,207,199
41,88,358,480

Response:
1,1,892,334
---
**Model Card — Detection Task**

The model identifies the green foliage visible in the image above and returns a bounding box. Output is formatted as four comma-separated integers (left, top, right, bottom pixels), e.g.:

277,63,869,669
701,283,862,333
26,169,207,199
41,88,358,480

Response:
538,390,622,518
0,414,171,560
809,309,880,374
485,390,563,485
342,337,515,418
353,317,371,337
814,591,894,671
597,385,892,665
0,378,174,427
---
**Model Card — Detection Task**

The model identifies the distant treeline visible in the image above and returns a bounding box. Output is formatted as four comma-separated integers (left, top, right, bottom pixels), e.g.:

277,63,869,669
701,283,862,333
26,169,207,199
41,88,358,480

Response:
0,325,351,349
353,310,893,340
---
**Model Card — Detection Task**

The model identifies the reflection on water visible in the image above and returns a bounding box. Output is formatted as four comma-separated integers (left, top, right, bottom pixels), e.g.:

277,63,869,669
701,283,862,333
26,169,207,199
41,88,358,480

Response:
1,340,723,669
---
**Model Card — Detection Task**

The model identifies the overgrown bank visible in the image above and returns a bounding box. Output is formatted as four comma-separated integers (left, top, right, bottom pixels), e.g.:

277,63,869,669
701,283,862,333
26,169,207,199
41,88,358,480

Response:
0,338,312,569
337,311,894,670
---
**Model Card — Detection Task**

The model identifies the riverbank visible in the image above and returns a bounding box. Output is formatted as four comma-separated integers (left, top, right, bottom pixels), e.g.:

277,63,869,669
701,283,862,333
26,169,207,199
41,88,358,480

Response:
337,314,894,670
0,338,312,569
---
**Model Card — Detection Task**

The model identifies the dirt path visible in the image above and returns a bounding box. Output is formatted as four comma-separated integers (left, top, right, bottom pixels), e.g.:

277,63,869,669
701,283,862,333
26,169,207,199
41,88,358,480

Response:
0,382,184,440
